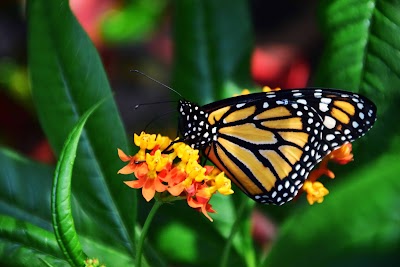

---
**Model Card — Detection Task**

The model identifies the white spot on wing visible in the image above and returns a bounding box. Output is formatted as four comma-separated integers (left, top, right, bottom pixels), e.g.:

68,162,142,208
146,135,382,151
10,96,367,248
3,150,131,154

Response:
314,92,322,97
323,116,336,129
326,134,335,141
321,98,332,104
319,103,329,112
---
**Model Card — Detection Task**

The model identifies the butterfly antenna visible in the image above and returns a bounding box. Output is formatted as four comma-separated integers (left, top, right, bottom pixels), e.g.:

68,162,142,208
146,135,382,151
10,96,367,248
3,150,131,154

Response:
134,100,178,110
130,69,183,98
143,109,177,132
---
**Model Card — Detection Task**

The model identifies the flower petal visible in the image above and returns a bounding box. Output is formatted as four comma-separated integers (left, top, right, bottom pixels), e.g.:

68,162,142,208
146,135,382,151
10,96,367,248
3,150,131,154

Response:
154,177,167,192
142,178,156,202
124,179,145,189
117,148,132,162
118,164,135,174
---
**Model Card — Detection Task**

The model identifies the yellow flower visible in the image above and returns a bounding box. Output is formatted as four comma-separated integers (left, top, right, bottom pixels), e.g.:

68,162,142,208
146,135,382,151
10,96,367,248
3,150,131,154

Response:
262,86,281,92
214,172,234,195
186,159,207,182
134,132,158,150
234,89,251,96
174,143,199,162
146,150,169,177
303,181,329,205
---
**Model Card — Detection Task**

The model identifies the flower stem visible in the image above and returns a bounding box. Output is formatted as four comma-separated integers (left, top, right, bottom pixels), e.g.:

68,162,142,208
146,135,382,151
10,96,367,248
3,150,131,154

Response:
219,199,247,267
135,200,163,267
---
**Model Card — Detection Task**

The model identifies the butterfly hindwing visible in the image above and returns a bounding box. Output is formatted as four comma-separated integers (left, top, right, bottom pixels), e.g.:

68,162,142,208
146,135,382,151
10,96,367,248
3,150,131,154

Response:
204,99,326,204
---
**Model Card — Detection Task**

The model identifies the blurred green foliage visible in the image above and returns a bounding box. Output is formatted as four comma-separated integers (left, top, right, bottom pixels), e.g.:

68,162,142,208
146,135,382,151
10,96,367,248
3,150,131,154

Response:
101,0,167,43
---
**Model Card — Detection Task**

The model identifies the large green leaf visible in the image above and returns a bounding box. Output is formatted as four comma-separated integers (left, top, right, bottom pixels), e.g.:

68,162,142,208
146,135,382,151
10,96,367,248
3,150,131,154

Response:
0,149,65,266
27,0,137,260
148,199,248,267
316,0,400,157
0,215,68,267
0,148,54,231
262,150,400,267
171,0,253,104
52,101,104,266
317,0,400,99
0,214,135,266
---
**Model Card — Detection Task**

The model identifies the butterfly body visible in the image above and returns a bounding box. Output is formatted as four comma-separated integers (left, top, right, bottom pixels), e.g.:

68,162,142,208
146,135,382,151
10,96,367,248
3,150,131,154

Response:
178,88,376,205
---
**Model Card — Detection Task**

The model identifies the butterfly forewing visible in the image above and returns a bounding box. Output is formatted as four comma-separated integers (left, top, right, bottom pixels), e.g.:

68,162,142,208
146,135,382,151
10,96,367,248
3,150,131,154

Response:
178,88,377,205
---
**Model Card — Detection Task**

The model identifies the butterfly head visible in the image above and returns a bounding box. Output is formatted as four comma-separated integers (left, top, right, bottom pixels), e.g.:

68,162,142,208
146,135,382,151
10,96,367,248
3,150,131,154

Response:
178,100,217,149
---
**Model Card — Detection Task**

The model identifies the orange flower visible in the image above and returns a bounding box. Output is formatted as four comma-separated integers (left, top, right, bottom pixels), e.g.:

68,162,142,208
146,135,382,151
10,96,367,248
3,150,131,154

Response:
186,182,216,221
118,148,169,202
329,143,353,165
118,132,233,221
303,142,354,204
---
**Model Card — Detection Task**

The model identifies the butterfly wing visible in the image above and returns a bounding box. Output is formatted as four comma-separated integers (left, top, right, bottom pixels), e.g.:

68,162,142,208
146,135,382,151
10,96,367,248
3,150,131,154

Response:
201,88,376,205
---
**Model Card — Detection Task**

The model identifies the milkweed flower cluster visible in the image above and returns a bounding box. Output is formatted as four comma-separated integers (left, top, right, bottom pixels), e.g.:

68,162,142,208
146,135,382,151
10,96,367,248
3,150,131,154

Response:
118,132,233,221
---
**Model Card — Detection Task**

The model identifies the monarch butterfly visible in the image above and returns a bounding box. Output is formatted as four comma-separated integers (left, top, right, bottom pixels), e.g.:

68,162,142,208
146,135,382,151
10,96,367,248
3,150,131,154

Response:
178,88,377,205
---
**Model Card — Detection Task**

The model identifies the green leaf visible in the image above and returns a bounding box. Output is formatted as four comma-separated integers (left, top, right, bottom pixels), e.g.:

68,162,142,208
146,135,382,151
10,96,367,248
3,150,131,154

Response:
315,0,400,158
262,151,400,267
0,148,137,267
0,147,135,265
149,199,246,266
52,100,105,266
0,148,54,230
27,0,138,261
213,194,256,267
0,215,68,267
317,0,400,99
171,0,253,104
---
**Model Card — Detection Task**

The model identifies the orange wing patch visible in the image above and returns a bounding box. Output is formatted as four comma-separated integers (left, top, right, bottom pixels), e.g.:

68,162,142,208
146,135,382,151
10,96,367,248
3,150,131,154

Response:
208,106,230,124
262,117,303,130
217,138,276,192
224,106,256,123
279,132,309,148
219,123,277,144
334,100,355,116
260,150,292,180
205,145,251,194
255,106,291,120
331,107,350,124
278,145,303,165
